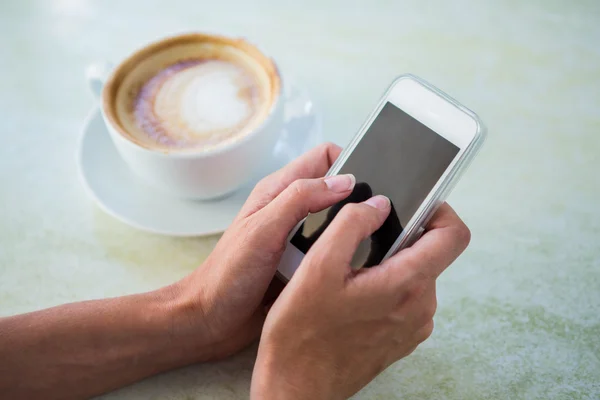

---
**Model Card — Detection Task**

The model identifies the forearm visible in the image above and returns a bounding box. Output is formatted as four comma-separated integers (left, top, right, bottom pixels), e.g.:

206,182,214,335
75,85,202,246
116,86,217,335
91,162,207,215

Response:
0,285,211,399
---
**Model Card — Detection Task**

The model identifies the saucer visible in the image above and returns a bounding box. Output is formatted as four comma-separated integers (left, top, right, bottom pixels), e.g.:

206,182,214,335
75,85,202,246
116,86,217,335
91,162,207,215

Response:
78,83,322,236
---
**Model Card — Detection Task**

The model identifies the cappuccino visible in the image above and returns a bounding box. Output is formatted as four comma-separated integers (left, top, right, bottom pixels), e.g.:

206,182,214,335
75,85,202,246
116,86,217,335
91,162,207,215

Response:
109,35,280,152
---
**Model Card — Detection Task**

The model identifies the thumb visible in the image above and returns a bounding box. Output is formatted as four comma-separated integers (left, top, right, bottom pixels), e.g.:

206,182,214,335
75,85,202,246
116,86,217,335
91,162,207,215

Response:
254,174,356,244
296,195,391,281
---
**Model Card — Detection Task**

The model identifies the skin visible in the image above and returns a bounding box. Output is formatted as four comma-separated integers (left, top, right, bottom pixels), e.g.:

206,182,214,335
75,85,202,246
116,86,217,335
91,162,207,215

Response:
0,143,470,399
252,199,470,399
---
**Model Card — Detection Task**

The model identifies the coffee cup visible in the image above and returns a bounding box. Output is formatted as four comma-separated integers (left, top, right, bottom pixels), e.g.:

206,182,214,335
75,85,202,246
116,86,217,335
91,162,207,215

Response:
87,33,283,200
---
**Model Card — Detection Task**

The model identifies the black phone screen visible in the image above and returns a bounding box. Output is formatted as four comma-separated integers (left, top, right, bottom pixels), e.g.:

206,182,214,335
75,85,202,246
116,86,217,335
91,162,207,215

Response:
290,102,460,268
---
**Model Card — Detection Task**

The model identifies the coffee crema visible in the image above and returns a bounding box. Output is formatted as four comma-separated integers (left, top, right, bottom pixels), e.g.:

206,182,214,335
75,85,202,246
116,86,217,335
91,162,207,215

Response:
109,36,279,152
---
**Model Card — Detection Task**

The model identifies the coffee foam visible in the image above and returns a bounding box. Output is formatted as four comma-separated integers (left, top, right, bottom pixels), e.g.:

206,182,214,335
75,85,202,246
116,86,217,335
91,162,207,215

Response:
134,59,261,149
113,40,277,152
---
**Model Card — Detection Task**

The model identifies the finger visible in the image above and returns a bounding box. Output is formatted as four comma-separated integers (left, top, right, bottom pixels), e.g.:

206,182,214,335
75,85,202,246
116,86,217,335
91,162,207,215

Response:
423,203,468,233
389,320,434,364
394,284,437,328
253,174,357,245
352,203,469,299
299,195,392,278
394,344,419,361
353,268,437,320
397,203,471,278
413,319,435,344
239,142,342,217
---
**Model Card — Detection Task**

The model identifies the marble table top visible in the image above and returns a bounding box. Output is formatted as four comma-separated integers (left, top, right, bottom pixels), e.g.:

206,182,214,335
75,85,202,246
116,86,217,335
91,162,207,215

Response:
1,0,598,398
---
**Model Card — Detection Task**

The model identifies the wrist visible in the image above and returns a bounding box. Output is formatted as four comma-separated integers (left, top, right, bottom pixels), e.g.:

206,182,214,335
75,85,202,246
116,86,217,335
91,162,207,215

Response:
251,339,335,400
147,280,218,364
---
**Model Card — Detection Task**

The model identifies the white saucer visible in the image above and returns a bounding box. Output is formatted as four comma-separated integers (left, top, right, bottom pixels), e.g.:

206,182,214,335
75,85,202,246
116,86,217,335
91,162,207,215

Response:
78,83,322,236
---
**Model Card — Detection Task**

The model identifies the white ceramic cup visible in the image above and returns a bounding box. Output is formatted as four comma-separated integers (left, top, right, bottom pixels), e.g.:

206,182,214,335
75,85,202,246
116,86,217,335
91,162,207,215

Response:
87,33,284,200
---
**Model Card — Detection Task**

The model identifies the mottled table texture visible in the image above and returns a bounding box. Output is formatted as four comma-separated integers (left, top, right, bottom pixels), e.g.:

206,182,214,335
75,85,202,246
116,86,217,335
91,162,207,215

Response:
1,0,599,399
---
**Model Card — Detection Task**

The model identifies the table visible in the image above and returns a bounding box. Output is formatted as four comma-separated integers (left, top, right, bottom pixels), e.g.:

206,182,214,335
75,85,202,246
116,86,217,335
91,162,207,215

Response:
1,0,599,398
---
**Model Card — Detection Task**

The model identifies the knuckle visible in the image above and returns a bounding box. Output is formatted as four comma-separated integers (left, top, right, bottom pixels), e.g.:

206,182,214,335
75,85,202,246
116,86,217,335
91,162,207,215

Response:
244,216,288,258
254,175,273,193
417,298,437,326
288,179,312,199
401,344,419,359
420,319,435,342
251,178,277,202
280,180,313,225
455,222,472,249
319,141,338,155
426,297,438,320
418,320,435,343
339,202,365,222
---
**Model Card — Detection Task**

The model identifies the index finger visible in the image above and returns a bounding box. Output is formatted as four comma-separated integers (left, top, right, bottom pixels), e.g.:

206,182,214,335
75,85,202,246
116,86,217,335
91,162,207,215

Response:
393,203,471,279
239,142,342,218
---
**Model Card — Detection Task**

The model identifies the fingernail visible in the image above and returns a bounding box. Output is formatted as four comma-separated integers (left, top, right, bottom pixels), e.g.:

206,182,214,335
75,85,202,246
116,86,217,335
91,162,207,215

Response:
324,174,356,193
364,195,390,210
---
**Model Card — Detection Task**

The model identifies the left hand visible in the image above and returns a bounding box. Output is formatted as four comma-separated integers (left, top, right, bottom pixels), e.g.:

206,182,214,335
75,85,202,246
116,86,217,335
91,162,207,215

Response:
165,143,353,360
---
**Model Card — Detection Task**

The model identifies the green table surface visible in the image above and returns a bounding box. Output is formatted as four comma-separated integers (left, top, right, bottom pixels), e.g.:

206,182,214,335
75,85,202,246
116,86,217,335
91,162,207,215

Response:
1,1,598,398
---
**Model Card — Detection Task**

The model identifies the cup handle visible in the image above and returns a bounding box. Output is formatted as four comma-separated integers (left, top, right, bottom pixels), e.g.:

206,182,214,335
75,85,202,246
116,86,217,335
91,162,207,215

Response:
86,62,113,100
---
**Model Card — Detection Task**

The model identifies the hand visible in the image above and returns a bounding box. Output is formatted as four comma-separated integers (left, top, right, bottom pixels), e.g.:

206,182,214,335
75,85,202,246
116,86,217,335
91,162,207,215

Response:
251,201,470,400
0,143,359,400
165,143,357,360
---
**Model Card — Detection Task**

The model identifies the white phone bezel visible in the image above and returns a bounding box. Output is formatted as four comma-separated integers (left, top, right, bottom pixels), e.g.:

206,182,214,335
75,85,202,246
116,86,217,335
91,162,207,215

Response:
277,74,485,282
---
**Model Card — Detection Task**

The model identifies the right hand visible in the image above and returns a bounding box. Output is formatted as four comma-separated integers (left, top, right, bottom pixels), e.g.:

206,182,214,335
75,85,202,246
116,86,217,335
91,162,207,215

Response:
251,201,471,400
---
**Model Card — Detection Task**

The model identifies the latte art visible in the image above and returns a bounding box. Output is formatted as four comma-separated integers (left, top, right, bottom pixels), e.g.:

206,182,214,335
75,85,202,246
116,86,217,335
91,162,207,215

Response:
132,59,267,150
110,35,280,155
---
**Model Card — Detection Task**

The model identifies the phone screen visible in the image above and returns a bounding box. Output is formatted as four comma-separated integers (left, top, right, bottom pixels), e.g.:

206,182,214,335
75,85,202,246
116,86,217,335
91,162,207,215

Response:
290,102,460,268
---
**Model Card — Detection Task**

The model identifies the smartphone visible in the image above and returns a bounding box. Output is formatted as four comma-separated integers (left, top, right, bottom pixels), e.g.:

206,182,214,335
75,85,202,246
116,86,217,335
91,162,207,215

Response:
277,74,486,282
